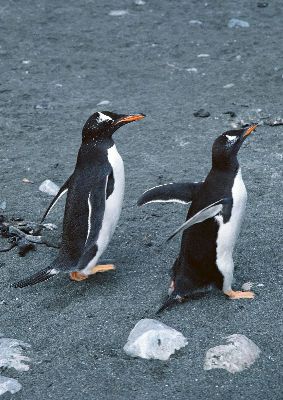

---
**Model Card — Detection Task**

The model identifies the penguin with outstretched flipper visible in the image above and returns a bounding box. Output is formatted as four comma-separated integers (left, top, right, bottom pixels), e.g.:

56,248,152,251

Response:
138,125,257,311
13,111,145,288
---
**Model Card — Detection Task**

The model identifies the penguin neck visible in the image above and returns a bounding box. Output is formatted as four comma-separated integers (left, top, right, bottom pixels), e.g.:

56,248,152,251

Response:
212,153,239,173
77,138,114,166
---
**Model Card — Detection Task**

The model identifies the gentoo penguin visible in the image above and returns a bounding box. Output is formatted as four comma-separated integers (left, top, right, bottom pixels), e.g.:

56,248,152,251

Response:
13,111,145,287
138,125,257,311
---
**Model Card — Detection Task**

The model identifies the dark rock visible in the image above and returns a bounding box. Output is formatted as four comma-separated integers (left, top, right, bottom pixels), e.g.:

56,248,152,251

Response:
224,111,237,118
17,238,36,256
257,2,268,7
193,109,210,118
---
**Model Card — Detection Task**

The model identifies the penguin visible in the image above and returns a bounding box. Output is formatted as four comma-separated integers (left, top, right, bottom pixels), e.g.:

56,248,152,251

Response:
13,111,145,287
138,125,257,311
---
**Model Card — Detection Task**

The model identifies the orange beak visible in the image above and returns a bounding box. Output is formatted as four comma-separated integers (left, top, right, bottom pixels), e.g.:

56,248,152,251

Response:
243,124,257,139
114,114,145,125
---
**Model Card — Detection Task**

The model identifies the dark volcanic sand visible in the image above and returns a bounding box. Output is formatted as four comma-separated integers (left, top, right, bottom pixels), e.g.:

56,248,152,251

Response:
0,0,282,399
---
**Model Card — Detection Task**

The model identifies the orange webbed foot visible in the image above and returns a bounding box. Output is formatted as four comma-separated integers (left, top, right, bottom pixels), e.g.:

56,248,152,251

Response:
89,264,116,275
224,290,255,300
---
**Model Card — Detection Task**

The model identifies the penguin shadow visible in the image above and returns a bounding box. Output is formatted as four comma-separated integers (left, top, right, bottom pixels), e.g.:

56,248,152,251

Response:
40,268,121,312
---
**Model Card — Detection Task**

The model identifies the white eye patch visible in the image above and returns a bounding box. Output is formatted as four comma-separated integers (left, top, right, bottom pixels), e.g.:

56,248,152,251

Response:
96,112,112,123
225,135,237,144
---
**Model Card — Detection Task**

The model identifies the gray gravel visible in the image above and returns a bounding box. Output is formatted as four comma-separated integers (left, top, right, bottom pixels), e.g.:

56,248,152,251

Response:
0,0,282,399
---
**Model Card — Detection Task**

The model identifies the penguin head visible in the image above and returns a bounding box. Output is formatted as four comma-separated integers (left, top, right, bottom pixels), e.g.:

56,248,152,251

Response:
212,124,257,168
82,111,145,142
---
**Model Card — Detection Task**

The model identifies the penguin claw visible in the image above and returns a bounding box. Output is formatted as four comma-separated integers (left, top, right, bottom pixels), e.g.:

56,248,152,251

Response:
224,290,255,299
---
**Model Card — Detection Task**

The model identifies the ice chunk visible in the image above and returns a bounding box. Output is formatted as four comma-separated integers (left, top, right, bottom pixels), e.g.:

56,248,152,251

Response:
39,180,60,196
228,18,250,28
204,334,260,373
0,337,31,371
0,376,22,395
124,319,188,361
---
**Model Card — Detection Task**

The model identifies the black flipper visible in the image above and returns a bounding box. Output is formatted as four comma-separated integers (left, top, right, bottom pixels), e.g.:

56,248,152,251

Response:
167,197,232,241
137,182,203,206
40,176,72,223
12,266,59,288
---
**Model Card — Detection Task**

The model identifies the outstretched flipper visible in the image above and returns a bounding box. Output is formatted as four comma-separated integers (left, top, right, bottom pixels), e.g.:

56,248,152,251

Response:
137,182,203,206
167,197,232,241
40,176,72,223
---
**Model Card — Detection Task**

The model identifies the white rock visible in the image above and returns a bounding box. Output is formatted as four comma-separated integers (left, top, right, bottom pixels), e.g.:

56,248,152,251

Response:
0,376,22,395
134,0,146,5
109,10,128,16
0,201,6,210
39,180,60,196
197,54,210,58
228,18,250,28
204,334,260,373
124,319,188,361
97,100,110,106
22,60,31,65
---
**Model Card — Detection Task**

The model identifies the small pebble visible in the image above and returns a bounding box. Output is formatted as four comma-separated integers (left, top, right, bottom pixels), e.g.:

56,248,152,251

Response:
193,109,210,118
34,101,50,110
22,178,34,184
97,100,110,106
228,18,250,28
223,83,235,89
186,67,198,73
109,10,128,16
189,20,202,25
242,282,253,291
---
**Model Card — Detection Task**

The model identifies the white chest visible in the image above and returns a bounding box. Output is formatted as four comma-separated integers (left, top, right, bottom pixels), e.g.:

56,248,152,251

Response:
97,145,125,250
83,145,125,273
215,169,247,269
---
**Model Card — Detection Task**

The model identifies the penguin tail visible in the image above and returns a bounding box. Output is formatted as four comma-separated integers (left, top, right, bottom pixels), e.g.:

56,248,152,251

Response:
156,293,184,314
12,267,59,288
